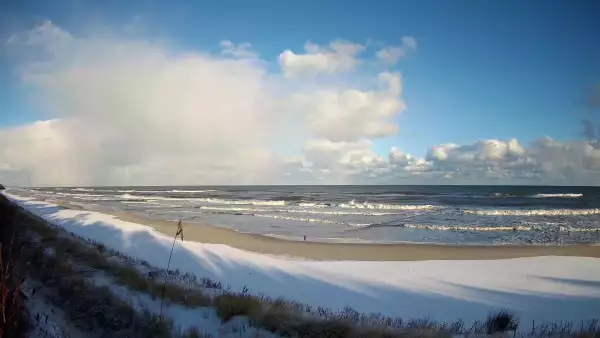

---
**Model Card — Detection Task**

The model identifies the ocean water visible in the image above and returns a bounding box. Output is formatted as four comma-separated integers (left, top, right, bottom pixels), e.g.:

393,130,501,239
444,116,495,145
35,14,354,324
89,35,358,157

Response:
17,185,600,245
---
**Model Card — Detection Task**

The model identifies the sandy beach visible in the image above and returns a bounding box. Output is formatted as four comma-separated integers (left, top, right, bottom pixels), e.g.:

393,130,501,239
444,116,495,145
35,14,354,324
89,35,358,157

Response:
50,198,600,261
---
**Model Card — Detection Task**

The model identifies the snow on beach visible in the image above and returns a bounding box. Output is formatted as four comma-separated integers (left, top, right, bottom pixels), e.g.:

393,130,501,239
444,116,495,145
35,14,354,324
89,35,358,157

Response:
4,192,600,331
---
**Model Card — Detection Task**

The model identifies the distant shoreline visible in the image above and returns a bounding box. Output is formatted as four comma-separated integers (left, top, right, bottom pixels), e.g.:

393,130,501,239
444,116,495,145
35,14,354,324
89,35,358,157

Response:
45,198,600,261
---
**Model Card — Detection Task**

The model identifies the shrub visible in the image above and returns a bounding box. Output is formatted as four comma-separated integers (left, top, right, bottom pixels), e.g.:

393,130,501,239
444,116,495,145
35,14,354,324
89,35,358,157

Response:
214,293,263,323
486,309,519,334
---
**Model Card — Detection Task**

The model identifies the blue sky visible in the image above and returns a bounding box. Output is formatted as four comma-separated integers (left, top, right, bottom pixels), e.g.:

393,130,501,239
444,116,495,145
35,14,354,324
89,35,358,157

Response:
1,0,599,186
2,1,598,152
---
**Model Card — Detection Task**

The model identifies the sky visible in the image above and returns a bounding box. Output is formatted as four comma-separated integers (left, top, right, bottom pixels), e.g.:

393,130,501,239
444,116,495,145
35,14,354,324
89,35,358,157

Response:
0,0,599,186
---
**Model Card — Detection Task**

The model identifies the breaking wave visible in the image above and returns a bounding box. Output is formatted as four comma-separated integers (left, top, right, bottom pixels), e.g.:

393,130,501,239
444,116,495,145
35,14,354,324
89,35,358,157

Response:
365,223,600,233
73,188,94,192
531,193,583,198
115,196,437,210
492,192,584,198
464,208,600,216
65,188,217,194
253,214,370,227
119,193,141,200
196,206,397,216
171,189,217,193
337,200,437,210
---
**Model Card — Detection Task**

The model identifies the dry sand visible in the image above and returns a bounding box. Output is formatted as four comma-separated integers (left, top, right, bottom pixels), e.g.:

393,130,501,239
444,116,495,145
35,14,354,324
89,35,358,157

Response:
48,199,600,261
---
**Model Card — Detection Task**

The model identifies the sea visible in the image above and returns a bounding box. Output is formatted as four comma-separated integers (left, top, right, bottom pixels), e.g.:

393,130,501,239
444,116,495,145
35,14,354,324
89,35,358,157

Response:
14,185,600,245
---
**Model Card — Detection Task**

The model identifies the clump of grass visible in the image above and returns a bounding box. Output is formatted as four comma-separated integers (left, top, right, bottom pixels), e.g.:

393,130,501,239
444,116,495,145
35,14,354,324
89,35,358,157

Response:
296,318,354,338
113,264,151,293
486,309,519,334
182,288,212,307
180,326,212,338
214,293,263,323
528,319,600,338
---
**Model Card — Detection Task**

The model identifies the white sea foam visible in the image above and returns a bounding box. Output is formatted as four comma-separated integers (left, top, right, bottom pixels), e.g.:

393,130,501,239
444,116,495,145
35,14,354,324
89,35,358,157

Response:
153,197,289,206
399,223,600,233
491,192,584,198
53,192,111,199
115,195,436,211
298,202,329,208
401,223,532,232
465,208,600,216
197,206,397,216
115,190,162,193
56,192,102,197
201,198,287,206
103,189,216,194
73,187,94,192
200,198,434,210
119,193,143,200
171,189,217,193
338,200,437,210
531,193,583,198
254,214,370,227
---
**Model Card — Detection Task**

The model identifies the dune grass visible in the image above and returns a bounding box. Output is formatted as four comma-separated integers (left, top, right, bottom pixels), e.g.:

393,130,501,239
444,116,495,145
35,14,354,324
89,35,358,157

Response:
15,221,174,336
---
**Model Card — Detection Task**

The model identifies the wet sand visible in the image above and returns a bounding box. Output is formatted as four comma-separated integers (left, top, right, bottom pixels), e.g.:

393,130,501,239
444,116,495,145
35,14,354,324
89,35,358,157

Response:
47,199,600,261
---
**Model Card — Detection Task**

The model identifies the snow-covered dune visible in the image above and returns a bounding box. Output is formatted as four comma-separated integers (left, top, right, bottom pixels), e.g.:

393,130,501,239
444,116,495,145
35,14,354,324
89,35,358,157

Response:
4,192,600,330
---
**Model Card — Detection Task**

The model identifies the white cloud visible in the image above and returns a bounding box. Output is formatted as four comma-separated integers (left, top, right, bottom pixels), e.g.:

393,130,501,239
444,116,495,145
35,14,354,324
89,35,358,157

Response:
6,20,71,51
220,40,258,59
424,138,600,184
292,72,406,142
2,21,412,186
2,21,599,186
279,40,365,77
376,36,418,64
427,139,526,164
0,120,82,185
3,21,286,186
299,139,386,183
303,139,381,168
291,138,600,185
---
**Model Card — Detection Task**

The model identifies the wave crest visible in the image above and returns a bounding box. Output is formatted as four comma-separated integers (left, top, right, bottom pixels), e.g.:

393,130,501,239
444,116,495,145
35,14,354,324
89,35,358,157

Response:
531,193,583,198
465,208,600,216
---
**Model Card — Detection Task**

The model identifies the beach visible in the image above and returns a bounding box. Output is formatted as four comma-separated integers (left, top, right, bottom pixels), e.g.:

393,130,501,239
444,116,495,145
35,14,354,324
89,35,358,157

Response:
21,185,600,247
52,198,600,261
5,191,600,332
